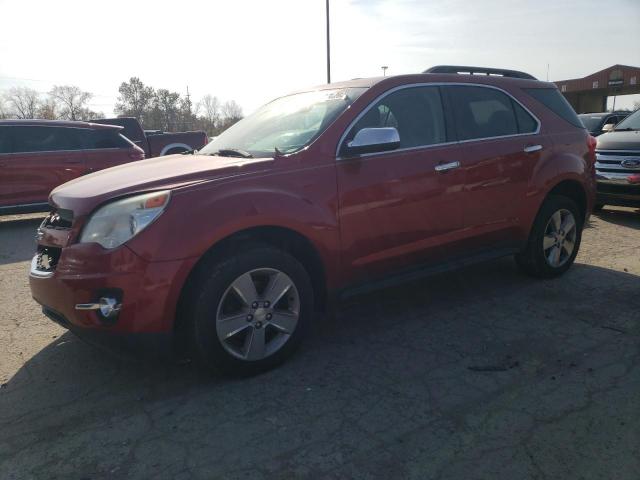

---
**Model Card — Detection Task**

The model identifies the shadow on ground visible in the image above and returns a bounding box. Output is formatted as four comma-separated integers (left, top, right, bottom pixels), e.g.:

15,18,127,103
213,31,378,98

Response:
2,258,639,479
0,217,43,265
593,207,640,230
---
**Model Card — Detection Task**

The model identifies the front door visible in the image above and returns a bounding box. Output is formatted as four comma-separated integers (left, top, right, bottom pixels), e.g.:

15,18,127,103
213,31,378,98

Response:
336,85,465,285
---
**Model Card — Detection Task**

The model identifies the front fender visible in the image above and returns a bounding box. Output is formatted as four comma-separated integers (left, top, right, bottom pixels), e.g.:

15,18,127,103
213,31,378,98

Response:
125,164,341,286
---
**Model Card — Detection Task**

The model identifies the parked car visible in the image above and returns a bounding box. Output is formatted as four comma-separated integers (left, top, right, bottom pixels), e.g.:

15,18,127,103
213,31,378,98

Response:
0,120,145,214
91,117,208,157
579,111,630,136
29,66,596,374
594,109,640,210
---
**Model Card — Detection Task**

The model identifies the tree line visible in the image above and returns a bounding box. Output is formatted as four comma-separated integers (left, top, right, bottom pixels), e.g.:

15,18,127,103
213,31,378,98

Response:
0,77,243,136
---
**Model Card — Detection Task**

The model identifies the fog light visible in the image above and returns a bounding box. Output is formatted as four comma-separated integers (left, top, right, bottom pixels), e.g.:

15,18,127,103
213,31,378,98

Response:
99,297,121,318
75,297,122,319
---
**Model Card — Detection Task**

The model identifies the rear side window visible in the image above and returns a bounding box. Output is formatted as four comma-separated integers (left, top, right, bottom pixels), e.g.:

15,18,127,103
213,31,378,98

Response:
524,88,583,128
85,129,132,149
446,86,522,140
10,126,83,153
343,85,447,152
513,102,537,133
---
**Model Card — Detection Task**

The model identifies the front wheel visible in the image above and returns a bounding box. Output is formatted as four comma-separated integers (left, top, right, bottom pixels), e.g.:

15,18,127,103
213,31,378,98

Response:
515,195,583,278
186,245,314,375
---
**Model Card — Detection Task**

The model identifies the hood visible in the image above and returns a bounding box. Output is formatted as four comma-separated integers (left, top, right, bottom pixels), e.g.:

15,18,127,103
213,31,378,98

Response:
596,130,640,151
50,153,272,215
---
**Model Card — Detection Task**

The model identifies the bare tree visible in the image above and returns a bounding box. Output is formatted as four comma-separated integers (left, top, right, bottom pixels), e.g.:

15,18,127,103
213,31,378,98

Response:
197,94,220,134
0,95,8,119
50,85,93,120
4,86,41,118
221,100,243,122
37,97,58,120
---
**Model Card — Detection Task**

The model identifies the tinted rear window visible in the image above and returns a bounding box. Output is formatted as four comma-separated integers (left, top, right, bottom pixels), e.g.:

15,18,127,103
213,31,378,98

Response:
85,129,132,149
525,88,583,128
9,126,83,153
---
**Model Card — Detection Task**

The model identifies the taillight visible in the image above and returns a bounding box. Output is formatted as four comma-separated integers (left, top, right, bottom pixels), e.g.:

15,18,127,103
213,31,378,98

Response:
587,135,597,172
587,135,597,156
628,174,640,184
129,148,145,161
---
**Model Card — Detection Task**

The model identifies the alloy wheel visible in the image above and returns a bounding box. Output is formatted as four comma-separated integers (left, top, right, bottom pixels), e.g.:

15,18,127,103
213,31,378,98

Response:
215,268,300,361
543,208,577,268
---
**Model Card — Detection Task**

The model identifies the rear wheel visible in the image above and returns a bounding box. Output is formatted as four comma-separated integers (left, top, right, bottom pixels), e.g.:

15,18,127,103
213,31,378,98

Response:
186,245,314,375
515,195,583,278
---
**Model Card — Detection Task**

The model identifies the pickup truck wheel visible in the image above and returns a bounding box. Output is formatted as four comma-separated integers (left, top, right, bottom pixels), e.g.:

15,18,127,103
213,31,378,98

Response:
187,245,314,375
515,195,583,278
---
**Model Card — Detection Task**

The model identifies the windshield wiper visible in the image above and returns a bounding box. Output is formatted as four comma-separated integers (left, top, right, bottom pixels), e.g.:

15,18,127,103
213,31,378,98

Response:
613,127,639,132
211,148,253,158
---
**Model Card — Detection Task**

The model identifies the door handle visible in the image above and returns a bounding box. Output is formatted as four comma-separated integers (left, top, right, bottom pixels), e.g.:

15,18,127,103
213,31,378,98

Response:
435,161,460,172
523,144,543,153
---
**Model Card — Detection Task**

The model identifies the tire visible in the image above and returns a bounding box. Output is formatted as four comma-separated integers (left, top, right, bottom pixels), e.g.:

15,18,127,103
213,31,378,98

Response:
515,194,583,278
593,204,604,213
185,244,314,375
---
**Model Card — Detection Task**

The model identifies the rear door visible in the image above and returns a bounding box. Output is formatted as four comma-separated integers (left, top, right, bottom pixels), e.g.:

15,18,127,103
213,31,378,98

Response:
1,126,87,207
443,85,545,251
336,85,466,284
82,128,140,173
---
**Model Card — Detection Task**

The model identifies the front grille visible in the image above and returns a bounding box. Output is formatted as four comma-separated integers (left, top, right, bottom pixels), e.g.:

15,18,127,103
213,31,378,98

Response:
41,208,74,230
35,246,62,273
595,150,640,176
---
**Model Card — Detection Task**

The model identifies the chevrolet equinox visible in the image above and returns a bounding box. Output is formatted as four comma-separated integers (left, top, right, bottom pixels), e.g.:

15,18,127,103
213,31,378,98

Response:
29,66,597,374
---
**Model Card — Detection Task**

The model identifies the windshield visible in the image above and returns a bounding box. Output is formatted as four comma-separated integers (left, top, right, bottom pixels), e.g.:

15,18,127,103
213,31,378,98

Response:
578,114,604,131
613,110,640,130
199,87,367,158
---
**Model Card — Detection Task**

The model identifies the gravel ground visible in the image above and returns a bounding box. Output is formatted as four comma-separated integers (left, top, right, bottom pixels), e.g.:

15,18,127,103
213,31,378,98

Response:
0,208,639,479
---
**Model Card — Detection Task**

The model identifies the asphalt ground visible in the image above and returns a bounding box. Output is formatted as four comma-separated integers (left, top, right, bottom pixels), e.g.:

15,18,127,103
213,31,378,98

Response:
1,207,639,479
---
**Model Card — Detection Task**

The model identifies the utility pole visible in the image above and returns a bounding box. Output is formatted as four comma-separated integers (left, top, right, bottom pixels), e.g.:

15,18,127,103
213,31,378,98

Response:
326,0,331,84
381,66,388,77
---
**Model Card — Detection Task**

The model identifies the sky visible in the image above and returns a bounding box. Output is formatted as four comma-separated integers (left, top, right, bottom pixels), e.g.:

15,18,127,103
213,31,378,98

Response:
1,0,639,117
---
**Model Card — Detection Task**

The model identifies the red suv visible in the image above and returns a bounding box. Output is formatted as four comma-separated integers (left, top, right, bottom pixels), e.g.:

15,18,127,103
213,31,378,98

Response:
29,66,596,374
0,120,145,214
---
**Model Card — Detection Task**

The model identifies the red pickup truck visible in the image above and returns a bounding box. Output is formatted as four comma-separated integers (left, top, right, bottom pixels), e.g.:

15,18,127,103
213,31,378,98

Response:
92,118,208,157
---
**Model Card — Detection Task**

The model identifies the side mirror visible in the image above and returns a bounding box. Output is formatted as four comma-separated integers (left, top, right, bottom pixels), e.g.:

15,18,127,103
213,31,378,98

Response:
602,123,615,133
345,127,400,155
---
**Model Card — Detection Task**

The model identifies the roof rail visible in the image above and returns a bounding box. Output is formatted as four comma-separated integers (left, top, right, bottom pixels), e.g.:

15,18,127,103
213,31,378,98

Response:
424,65,537,80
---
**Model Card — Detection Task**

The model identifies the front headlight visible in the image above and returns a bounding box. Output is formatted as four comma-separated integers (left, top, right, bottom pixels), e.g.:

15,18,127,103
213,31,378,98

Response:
80,191,171,249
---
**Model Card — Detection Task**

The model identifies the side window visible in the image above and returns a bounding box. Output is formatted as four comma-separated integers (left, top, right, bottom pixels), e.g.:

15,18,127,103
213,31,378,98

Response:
513,101,538,133
446,86,520,140
342,86,446,153
605,116,618,125
11,126,82,153
86,129,132,149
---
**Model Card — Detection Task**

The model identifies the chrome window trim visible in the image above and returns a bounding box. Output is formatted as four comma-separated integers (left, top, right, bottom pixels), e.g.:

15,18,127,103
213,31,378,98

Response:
335,82,542,161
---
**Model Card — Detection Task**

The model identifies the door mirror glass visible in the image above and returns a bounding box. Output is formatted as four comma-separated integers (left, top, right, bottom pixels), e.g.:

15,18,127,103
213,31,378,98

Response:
346,127,400,155
602,123,615,133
